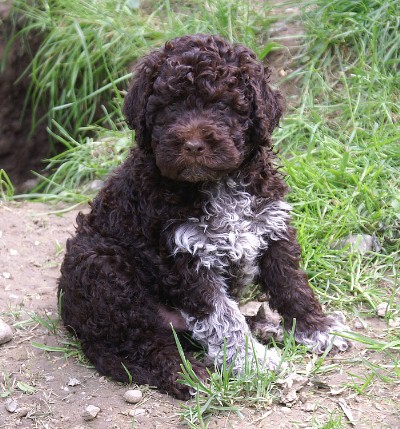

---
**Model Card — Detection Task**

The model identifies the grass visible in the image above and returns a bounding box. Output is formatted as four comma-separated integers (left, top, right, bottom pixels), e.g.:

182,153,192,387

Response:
312,409,345,428
2,0,400,426
272,0,400,310
7,0,277,144
172,327,310,427
0,169,15,200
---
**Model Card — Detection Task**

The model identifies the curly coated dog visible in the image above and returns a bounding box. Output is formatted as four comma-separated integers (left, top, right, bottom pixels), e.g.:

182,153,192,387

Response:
58,34,350,399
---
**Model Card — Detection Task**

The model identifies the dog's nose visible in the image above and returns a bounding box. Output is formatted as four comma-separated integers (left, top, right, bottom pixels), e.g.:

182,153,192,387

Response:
184,140,206,155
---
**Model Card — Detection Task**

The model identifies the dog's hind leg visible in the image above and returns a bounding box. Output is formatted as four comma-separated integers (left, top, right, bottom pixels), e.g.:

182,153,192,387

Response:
58,240,207,399
80,331,208,400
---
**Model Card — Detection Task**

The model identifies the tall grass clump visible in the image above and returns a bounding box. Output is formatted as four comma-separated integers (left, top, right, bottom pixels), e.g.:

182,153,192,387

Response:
9,0,276,139
275,0,400,306
9,0,161,137
299,0,400,76
7,0,278,194
20,122,132,204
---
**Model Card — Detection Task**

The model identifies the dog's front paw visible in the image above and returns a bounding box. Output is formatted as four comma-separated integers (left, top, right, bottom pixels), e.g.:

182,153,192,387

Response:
250,339,281,370
230,338,281,373
295,312,351,354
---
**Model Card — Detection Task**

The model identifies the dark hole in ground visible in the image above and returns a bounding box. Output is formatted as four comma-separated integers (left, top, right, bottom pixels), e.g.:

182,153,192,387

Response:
0,3,51,193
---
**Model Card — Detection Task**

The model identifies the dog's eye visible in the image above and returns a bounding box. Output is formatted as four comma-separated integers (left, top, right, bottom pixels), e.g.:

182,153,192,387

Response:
216,102,227,110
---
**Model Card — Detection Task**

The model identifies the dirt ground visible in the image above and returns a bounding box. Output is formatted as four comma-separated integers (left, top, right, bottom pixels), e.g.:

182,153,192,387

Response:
0,201,399,429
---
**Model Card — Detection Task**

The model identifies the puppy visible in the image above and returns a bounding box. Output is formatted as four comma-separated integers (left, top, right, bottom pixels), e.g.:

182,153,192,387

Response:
58,34,349,399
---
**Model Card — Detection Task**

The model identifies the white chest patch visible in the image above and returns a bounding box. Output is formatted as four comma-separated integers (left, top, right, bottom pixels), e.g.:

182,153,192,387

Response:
172,178,292,287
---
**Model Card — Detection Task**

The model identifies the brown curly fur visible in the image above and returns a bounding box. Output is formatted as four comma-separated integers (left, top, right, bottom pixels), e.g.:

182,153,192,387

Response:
58,34,348,399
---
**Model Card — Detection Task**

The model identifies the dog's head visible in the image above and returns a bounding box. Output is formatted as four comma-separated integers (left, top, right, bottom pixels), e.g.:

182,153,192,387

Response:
123,34,283,183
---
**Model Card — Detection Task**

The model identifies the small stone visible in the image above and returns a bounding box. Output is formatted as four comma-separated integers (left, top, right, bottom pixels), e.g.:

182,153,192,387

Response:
90,180,105,191
123,389,143,404
15,407,29,418
303,402,316,412
239,301,262,317
68,377,81,386
128,408,146,417
278,373,308,404
332,234,380,254
298,392,307,403
82,405,100,421
353,319,365,329
2,272,11,279
9,249,18,256
5,398,18,413
376,302,389,317
0,319,13,345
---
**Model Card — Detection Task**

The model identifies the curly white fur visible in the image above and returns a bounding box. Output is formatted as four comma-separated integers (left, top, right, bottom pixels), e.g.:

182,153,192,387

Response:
295,313,350,353
174,178,289,370
173,178,292,287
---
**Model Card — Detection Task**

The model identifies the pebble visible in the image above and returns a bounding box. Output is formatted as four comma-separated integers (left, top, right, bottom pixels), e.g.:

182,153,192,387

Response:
239,301,262,317
68,377,81,386
332,234,380,254
303,402,316,412
90,180,105,191
0,319,13,345
128,408,146,417
123,389,143,404
82,405,100,421
389,317,400,328
376,302,389,317
5,398,18,413
15,407,29,418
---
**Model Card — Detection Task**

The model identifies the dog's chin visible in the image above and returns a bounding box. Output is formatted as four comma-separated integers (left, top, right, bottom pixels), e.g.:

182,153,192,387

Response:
159,164,228,183
177,166,224,183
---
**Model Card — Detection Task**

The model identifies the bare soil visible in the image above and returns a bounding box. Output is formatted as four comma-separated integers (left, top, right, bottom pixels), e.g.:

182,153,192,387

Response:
0,201,399,429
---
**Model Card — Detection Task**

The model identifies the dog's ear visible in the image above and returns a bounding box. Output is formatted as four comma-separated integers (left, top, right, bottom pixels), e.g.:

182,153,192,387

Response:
246,63,285,147
123,50,164,150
